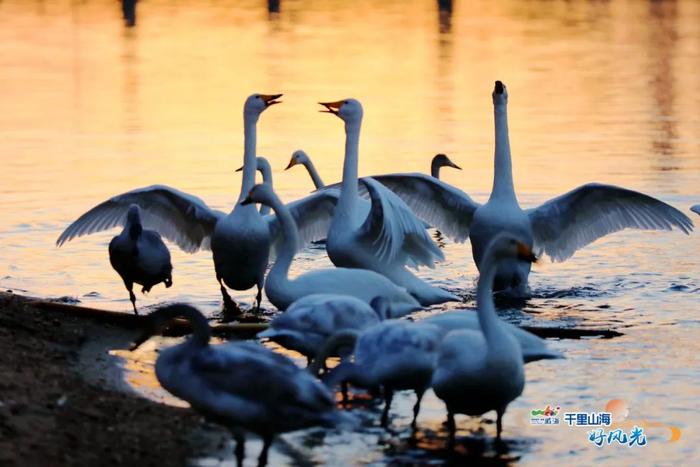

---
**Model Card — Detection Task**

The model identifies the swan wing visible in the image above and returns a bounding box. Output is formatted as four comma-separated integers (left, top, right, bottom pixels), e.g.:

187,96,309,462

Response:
266,190,339,255
191,342,334,411
527,183,693,262
56,185,225,253
326,173,479,243
357,177,444,268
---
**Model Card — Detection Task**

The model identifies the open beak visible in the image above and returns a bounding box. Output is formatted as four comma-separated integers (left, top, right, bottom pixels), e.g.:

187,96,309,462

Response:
260,94,283,107
241,195,254,206
285,158,297,170
516,242,537,263
319,100,344,115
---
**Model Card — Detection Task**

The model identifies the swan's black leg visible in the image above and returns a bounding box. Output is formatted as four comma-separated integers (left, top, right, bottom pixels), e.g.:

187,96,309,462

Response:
126,282,138,315
255,285,263,313
381,388,393,427
258,435,273,467
447,411,456,449
412,389,425,430
218,277,242,320
496,409,503,441
341,381,349,404
234,433,245,467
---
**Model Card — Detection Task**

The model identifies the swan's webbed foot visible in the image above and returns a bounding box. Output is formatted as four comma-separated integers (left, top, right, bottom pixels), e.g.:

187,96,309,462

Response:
446,411,456,450
381,388,393,428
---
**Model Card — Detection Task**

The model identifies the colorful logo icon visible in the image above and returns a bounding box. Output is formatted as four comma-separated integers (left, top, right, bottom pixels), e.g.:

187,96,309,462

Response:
530,405,561,425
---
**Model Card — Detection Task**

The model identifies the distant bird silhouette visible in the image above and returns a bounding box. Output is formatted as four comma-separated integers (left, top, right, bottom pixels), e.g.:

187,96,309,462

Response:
108,204,172,314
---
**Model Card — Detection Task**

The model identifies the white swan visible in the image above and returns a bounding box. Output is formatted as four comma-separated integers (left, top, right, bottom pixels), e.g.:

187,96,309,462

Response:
354,82,693,294
691,205,700,217
430,153,461,179
432,233,537,444
57,94,340,313
108,204,172,314
319,99,457,305
311,319,442,429
236,156,273,216
423,310,562,363
241,183,421,317
129,304,346,467
258,294,388,364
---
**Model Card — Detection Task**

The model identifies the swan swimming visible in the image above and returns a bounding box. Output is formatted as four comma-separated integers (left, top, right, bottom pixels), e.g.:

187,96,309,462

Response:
129,304,347,467
355,82,693,294
108,204,172,314
57,94,340,314
432,233,537,444
241,183,421,317
258,294,388,364
319,98,458,305
311,318,442,429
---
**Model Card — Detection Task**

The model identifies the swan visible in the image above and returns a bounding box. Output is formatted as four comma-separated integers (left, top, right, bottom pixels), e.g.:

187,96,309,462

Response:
129,304,347,467
432,233,536,444
108,204,172,314
241,183,422,317
423,310,563,363
430,153,461,179
57,94,340,314
311,319,442,429
691,205,700,216
258,294,388,364
236,156,273,216
351,82,693,294
318,99,458,305
285,150,461,187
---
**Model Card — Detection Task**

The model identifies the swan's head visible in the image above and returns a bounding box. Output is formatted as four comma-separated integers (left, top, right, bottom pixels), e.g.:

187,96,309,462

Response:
492,80,508,106
244,93,283,118
236,156,271,176
241,183,277,207
129,304,210,351
319,98,363,124
432,153,461,170
126,204,141,224
487,233,536,263
286,149,310,170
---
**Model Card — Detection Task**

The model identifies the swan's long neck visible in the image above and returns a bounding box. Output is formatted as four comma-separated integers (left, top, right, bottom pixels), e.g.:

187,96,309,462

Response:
339,120,361,217
239,115,258,201
430,159,442,179
303,159,325,189
475,251,507,345
266,194,299,286
490,103,516,201
158,305,212,347
259,162,273,216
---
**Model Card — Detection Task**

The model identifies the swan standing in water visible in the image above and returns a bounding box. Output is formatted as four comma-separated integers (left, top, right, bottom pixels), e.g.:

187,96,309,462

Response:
430,153,461,179
432,233,537,444
319,99,457,305
108,204,172,314
57,94,340,314
258,294,389,364
129,304,346,467
236,156,274,216
241,184,421,316
357,82,693,294
311,319,442,429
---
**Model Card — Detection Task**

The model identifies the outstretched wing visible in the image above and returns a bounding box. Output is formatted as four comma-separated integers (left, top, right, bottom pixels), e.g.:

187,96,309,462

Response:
266,189,339,255
527,183,693,262
56,185,225,253
326,173,480,243
356,177,443,268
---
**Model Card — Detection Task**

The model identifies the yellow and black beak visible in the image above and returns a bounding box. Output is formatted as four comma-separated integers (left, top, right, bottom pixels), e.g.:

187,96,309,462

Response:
319,100,344,115
447,158,462,170
285,158,297,170
516,242,537,263
260,94,283,107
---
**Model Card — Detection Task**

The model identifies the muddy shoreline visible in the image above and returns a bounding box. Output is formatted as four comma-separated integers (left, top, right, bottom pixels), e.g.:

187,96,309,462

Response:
0,292,226,467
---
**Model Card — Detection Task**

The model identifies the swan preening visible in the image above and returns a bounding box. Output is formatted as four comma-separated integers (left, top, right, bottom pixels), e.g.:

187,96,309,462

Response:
129,304,349,467
108,204,172,314
319,99,458,306
351,81,693,295
241,183,421,317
